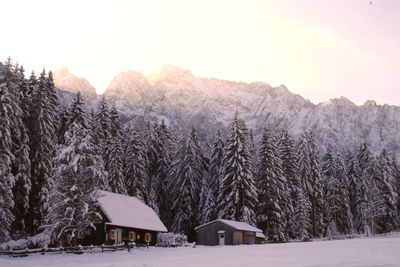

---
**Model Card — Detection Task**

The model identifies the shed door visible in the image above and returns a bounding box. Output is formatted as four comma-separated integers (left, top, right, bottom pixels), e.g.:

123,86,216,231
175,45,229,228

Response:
218,232,225,246
233,231,243,245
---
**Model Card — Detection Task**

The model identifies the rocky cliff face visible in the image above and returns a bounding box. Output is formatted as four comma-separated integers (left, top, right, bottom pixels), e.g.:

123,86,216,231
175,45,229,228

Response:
53,67,97,100
54,65,400,156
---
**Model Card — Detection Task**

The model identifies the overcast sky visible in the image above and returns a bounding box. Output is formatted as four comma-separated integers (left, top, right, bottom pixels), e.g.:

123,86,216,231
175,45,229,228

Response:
1,0,399,105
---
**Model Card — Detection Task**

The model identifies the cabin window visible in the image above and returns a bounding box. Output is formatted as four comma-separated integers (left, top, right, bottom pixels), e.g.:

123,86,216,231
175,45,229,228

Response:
144,233,152,243
129,231,136,241
109,229,115,240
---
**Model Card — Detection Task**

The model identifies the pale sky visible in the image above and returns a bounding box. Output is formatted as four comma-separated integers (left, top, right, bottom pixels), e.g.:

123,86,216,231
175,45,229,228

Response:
1,0,399,105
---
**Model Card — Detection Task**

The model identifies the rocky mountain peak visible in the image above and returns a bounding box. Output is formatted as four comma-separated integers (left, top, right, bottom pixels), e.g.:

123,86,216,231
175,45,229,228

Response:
147,64,194,85
53,67,97,99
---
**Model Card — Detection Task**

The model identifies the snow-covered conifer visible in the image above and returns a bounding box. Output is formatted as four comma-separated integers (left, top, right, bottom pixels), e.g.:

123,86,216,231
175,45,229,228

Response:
217,118,257,225
47,93,105,245
168,128,205,238
322,149,341,236
208,130,225,220
124,127,148,200
0,62,16,241
257,129,288,242
336,153,354,234
376,150,399,232
28,69,59,234
307,131,324,237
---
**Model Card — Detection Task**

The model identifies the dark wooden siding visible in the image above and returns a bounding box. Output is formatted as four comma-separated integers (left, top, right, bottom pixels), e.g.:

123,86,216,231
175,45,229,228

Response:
77,209,161,246
197,221,257,245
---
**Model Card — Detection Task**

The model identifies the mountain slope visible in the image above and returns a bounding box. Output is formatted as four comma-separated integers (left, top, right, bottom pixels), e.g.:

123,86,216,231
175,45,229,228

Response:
54,65,400,156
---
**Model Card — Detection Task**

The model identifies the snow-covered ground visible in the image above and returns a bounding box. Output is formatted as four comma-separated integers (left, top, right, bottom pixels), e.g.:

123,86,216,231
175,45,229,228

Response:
1,233,400,267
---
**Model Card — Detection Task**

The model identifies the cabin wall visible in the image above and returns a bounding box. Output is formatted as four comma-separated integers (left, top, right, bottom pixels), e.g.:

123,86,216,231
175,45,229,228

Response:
197,221,236,245
244,231,256,244
104,225,159,246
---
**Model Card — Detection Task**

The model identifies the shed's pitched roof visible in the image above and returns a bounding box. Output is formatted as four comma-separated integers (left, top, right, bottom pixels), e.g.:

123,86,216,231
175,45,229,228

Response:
195,219,263,233
97,190,167,232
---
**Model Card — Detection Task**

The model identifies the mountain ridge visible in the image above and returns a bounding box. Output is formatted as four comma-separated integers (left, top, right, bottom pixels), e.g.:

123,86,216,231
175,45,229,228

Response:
53,65,400,157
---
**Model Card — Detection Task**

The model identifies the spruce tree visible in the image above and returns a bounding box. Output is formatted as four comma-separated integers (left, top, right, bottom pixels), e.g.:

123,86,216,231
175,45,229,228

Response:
92,96,111,160
376,150,399,232
336,153,354,234
363,156,385,234
277,129,297,239
155,121,175,227
0,60,32,237
345,151,361,231
145,123,163,214
307,131,324,237
168,128,205,239
106,137,126,194
208,130,225,220
217,118,257,225
124,127,148,200
296,133,313,236
28,69,59,234
198,172,215,225
47,92,105,246
0,62,16,242
322,148,340,236
257,129,288,242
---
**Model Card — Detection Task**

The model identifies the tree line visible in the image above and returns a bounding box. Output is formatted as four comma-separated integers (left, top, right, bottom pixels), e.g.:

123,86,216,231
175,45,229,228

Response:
1,59,399,245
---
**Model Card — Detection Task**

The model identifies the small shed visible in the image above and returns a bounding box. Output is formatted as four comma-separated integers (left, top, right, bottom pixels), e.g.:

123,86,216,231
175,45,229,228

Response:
195,219,265,245
78,190,167,246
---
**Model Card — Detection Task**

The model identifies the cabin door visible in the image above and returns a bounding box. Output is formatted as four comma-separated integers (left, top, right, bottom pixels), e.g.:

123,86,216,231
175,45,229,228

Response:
218,231,225,246
115,228,123,244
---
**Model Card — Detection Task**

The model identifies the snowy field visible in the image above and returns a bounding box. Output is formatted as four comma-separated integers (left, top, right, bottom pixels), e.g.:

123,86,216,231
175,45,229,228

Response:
1,233,400,267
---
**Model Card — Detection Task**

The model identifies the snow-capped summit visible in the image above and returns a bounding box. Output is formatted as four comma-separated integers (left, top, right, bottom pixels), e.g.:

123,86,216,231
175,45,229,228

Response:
53,67,97,99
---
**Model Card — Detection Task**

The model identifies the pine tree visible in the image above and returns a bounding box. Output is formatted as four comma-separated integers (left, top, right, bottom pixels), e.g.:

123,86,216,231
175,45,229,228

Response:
156,121,175,227
168,128,205,239
376,150,399,232
322,149,341,236
145,123,163,214
106,137,126,194
257,129,288,242
109,105,123,139
0,61,16,242
9,64,32,237
336,153,354,234
277,129,297,239
355,143,373,234
124,127,148,200
363,156,385,234
217,118,257,225
346,151,361,233
47,92,105,246
0,60,32,237
28,69,59,234
208,130,225,220
92,96,111,160
307,131,324,237
198,172,215,225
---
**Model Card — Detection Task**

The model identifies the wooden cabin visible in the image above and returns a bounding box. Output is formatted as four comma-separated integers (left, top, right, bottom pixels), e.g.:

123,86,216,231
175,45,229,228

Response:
78,190,167,246
195,219,265,246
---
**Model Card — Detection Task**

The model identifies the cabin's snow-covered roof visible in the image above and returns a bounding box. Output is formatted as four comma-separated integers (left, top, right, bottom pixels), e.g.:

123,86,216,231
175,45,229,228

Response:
97,190,167,232
195,219,263,233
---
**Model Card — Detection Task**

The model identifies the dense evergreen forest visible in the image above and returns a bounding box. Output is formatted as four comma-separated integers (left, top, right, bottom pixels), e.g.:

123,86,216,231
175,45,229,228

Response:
1,59,399,246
